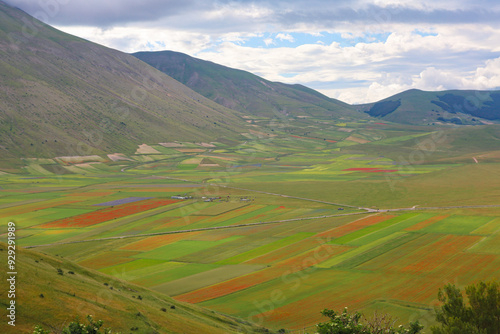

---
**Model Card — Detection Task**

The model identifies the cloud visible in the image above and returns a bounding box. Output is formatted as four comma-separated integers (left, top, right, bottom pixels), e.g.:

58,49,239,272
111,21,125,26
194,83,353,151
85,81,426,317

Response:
7,0,500,30
4,0,205,27
276,33,294,42
4,0,500,103
263,37,274,46
465,57,500,89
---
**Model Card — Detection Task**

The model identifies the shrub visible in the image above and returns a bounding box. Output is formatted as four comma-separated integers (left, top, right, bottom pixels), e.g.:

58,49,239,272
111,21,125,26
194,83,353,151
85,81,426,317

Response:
431,281,500,334
33,315,112,334
316,308,423,334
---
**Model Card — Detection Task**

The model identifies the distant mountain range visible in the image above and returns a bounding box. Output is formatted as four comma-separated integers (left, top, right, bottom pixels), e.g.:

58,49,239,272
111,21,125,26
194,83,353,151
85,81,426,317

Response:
132,51,500,126
356,89,500,125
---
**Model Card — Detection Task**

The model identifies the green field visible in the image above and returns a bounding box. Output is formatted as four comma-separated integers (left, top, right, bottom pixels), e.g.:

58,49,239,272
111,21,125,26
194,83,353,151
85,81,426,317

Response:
2,121,500,332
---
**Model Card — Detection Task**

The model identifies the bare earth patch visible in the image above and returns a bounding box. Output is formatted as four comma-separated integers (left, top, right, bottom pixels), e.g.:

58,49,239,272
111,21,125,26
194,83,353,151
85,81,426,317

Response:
175,148,206,153
107,153,134,161
159,142,185,148
55,155,106,164
346,135,371,144
195,142,216,148
136,144,161,154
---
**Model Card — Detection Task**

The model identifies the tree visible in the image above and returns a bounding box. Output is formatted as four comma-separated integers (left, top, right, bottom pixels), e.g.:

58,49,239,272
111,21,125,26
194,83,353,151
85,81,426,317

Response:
431,281,500,334
315,307,423,334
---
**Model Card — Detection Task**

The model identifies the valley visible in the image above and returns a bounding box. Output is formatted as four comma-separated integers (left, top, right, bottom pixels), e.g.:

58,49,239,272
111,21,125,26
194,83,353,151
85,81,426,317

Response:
2,117,500,332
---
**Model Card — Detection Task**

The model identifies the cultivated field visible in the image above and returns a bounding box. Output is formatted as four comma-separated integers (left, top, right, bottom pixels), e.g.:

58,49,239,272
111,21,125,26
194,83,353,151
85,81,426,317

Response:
2,121,500,331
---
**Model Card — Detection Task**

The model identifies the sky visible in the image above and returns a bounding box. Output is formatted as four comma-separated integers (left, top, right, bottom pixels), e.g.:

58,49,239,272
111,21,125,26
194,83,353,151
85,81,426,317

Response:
6,0,500,104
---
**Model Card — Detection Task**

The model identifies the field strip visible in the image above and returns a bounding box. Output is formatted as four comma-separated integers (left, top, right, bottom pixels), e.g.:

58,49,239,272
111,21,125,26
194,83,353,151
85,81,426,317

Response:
0,198,47,209
23,211,370,248
317,232,405,268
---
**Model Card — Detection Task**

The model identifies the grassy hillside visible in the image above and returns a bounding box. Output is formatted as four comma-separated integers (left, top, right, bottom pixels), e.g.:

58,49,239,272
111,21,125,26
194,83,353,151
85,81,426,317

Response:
133,50,362,119
0,2,248,166
0,242,267,334
357,89,500,125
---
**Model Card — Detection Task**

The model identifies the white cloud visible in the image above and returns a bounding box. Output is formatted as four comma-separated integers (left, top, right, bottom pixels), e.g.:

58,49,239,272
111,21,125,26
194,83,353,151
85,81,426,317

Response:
264,38,274,46
57,26,214,54
467,57,500,89
276,33,295,42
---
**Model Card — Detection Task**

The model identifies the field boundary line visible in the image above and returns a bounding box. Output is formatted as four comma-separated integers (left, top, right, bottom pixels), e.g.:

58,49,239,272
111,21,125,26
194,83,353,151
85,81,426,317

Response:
378,204,500,212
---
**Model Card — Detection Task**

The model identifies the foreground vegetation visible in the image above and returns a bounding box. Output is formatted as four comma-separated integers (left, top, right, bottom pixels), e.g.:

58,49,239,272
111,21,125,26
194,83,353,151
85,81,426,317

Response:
315,281,500,334
432,281,500,334
316,308,423,334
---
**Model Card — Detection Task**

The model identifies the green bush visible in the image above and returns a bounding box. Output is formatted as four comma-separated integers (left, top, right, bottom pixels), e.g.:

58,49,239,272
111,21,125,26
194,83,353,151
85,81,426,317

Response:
431,281,500,334
33,315,113,334
315,307,423,334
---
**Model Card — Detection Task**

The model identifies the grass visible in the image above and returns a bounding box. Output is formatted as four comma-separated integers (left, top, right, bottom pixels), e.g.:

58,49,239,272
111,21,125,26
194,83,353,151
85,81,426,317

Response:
333,232,422,269
131,263,222,287
347,213,433,246
193,202,249,216
134,236,243,261
152,264,266,296
331,213,418,245
217,232,314,264
421,215,495,235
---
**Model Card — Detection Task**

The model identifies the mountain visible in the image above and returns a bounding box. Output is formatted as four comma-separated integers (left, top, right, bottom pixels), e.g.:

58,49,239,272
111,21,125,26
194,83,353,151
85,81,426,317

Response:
0,242,266,333
357,89,500,125
133,50,362,119
0,1,247,164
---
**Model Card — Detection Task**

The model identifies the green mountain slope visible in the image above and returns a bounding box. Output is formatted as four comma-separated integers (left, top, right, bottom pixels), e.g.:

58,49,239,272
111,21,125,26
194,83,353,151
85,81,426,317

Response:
357,89,500,125
0,2,247,164
133,50,362,119
0,242,266,333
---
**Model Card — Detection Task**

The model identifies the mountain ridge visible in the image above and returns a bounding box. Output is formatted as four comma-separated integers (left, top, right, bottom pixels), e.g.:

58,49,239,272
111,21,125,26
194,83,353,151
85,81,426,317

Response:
0,1,248,164
132,50,362,119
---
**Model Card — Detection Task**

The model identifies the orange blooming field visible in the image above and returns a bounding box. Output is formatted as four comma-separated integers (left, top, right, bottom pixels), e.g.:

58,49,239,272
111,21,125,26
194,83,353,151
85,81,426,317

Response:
316,214,395,239
120,232,202,251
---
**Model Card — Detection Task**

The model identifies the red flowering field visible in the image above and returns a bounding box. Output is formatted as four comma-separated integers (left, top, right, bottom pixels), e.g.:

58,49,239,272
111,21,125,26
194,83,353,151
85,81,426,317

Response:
39,199,178,228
